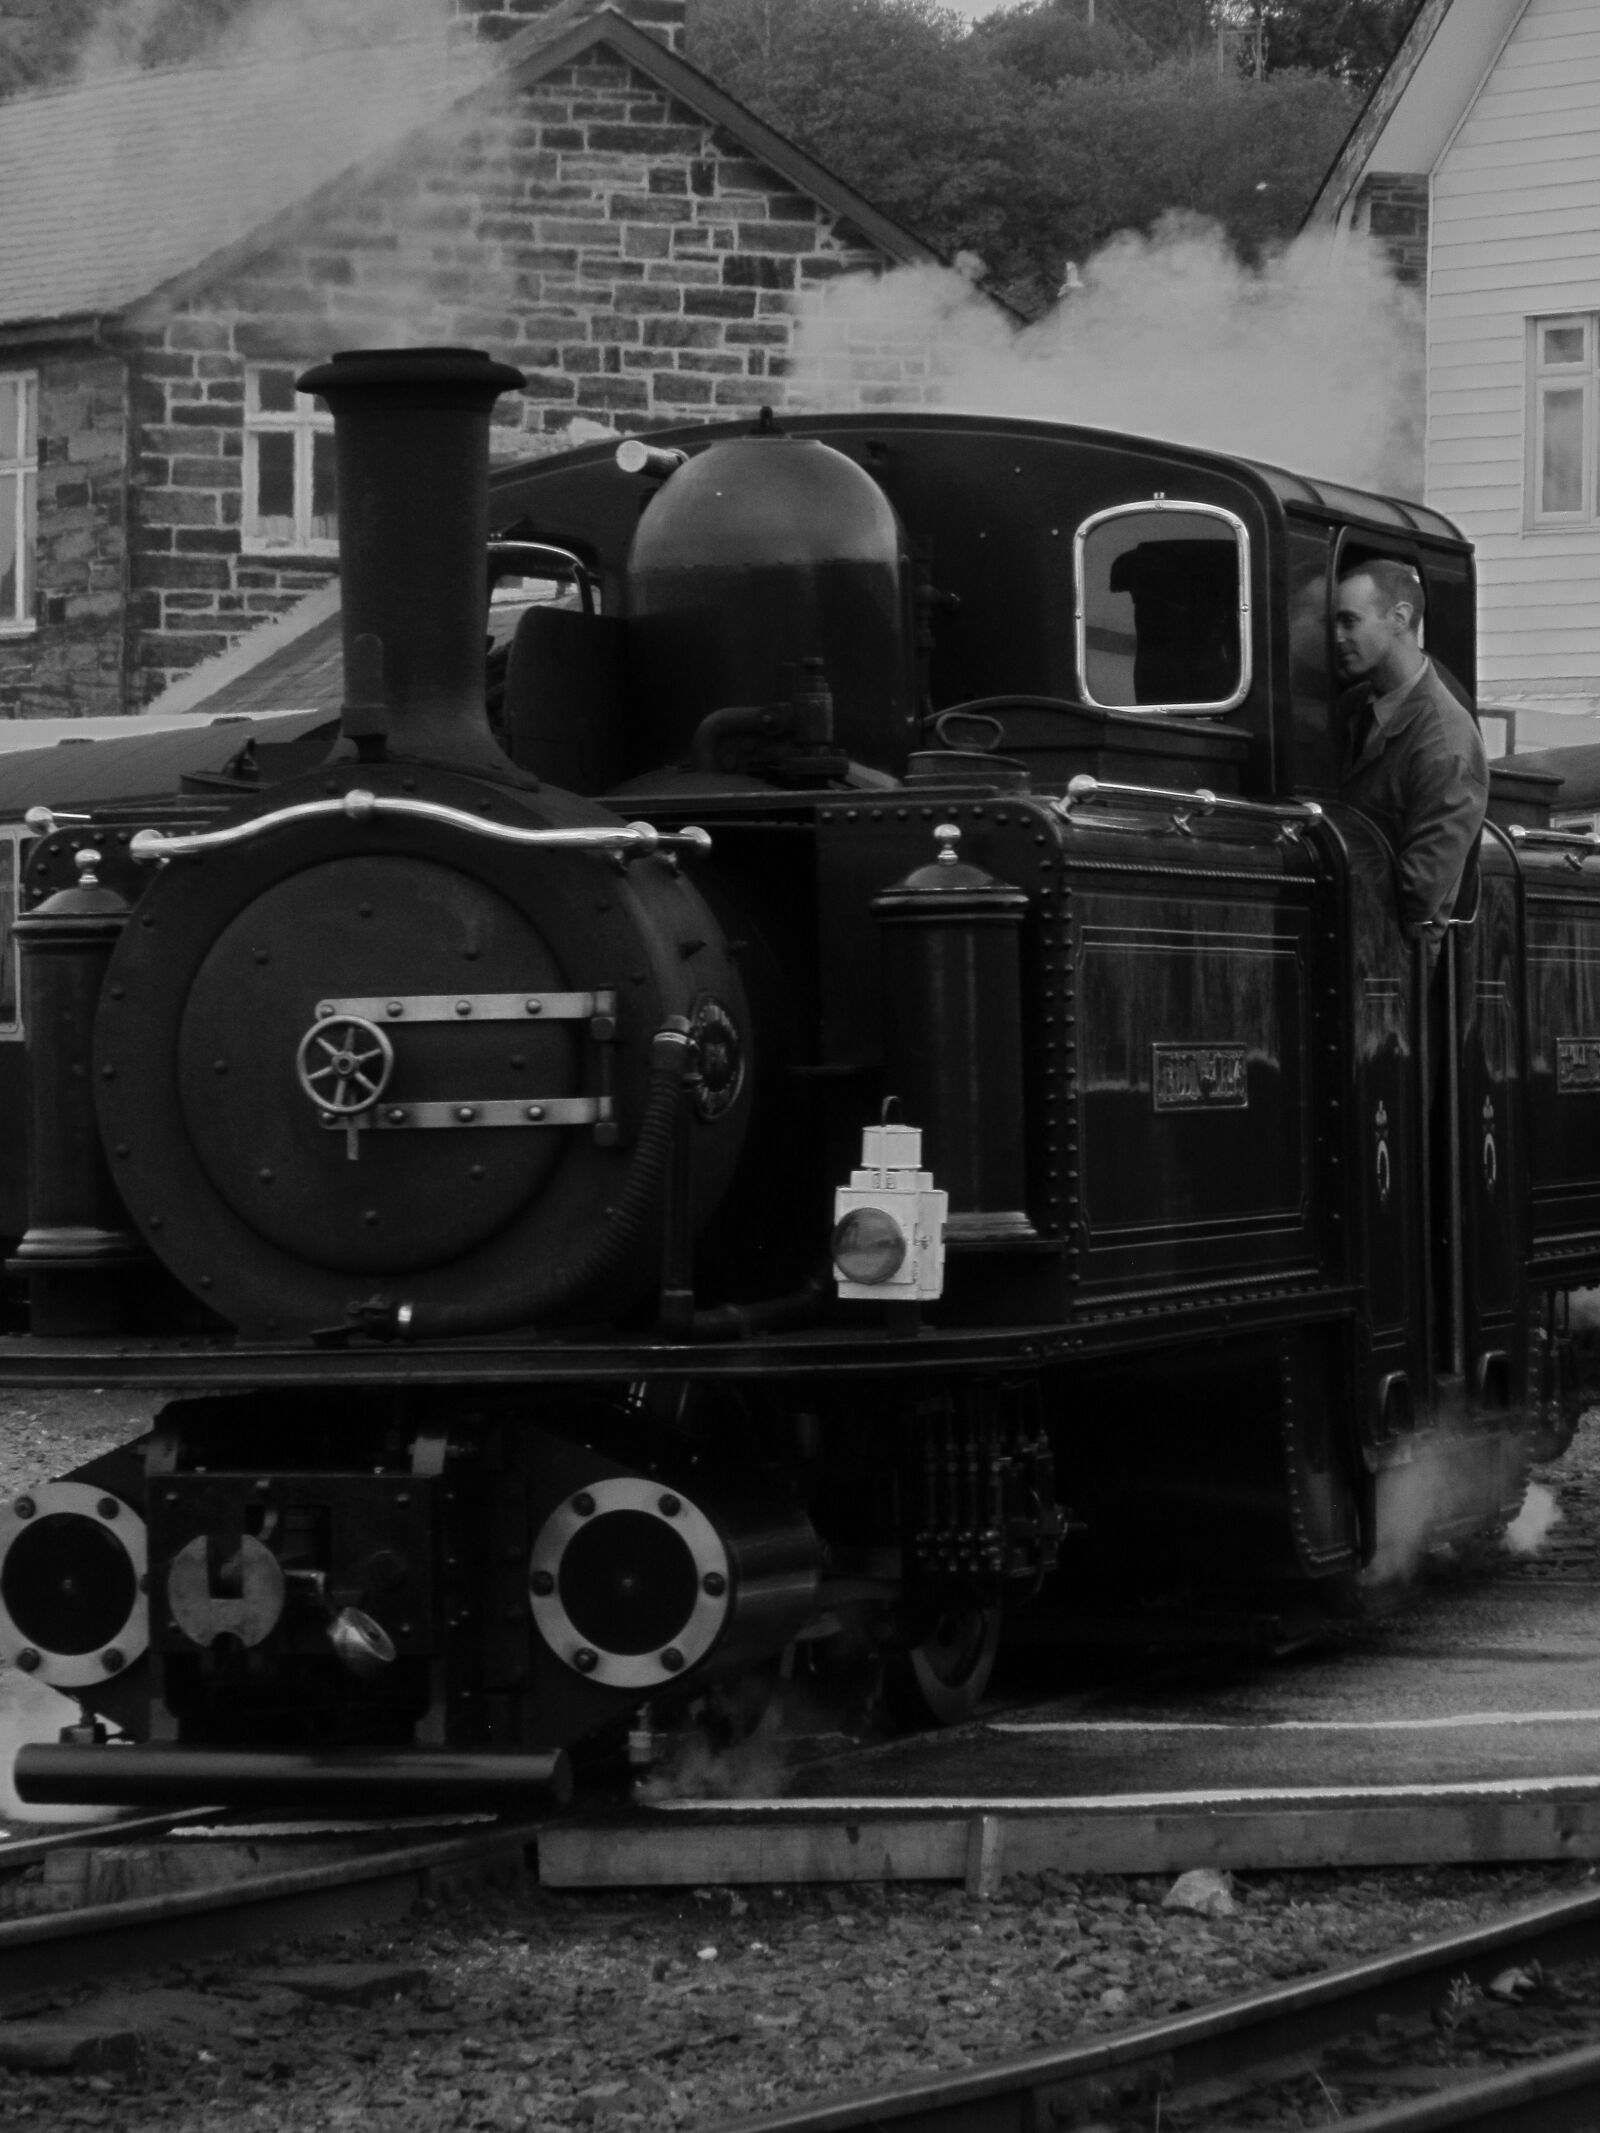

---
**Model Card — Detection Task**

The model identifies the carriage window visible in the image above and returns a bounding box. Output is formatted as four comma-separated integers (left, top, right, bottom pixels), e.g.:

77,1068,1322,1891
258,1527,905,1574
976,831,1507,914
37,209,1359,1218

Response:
1075,502,1250,715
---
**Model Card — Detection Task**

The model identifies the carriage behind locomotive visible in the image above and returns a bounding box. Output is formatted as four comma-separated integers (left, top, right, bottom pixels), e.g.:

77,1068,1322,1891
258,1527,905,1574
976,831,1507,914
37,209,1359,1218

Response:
0,345,1596,1806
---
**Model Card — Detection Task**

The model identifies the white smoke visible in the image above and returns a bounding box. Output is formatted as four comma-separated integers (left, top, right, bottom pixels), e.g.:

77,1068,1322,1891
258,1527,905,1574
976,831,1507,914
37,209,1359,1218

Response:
789,214,1425,498
72,0,465,83
1504,1481,1562,1557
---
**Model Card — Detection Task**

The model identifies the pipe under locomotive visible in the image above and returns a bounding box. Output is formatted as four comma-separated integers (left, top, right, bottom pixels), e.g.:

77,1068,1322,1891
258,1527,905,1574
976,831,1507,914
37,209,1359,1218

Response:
0,346,1591,1809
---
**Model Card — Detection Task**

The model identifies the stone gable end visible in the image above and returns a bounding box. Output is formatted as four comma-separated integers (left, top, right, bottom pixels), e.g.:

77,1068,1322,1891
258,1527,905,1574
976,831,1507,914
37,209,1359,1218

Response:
129,46,891,702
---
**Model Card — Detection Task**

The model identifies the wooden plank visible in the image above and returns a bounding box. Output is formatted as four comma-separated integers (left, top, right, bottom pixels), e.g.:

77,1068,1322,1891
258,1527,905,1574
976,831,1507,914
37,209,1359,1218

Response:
538,1819,970,1888
964,1816,1005,1901
539,1787,1600,1889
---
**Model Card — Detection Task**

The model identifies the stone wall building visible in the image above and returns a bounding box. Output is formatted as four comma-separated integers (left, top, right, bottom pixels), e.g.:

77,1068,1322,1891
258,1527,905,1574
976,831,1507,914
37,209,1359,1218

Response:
0,0,938,718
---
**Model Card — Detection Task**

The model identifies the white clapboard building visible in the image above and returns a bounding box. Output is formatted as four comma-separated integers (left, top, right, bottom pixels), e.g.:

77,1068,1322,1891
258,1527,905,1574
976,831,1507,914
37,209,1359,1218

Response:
1309,0,1600,756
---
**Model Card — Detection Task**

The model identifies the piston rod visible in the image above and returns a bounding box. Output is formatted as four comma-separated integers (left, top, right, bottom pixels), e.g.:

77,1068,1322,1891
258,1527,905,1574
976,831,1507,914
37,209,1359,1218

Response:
16,1743,573,1812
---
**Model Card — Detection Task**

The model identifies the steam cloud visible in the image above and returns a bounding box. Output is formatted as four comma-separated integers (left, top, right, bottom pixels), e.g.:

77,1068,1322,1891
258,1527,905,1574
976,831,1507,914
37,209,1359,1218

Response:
789,215,1426,498
71,0,460,82
1504,1481,1562,1557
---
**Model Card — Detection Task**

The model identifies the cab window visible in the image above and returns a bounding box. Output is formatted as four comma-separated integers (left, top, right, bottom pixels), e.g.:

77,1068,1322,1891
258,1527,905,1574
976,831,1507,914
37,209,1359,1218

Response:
1075,502,1250,715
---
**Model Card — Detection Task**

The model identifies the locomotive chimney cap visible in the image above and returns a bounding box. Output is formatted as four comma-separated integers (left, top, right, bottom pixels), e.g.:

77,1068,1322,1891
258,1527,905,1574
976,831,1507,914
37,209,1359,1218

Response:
296,345,526,410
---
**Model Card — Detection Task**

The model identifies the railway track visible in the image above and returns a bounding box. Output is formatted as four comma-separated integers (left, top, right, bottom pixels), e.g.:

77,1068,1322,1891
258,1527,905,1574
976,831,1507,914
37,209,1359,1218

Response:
0,1812,541,2002
710,1878,1600,2132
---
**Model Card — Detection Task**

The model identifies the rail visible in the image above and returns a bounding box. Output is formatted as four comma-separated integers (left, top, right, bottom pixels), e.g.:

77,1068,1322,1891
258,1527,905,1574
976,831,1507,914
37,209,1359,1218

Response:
1056,774,1324,839
0,1817,544,2004
711,1877,1600,2132
128,791,712,863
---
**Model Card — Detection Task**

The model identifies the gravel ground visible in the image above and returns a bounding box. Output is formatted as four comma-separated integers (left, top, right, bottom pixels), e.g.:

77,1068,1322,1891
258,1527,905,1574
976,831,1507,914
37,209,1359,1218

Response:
8,1860,1600,2131
0,1389,165,1500
3,1398,1600,2129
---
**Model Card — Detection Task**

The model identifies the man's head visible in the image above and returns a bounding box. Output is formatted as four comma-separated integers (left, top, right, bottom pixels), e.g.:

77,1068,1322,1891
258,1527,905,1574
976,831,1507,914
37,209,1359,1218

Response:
1334,560,1426,693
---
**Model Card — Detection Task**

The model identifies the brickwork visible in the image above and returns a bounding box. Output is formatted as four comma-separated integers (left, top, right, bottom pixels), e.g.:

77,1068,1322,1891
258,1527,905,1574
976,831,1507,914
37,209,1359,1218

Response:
0,352,127,720
452,0,686,53
1360,173,1429,290
127,47,892,701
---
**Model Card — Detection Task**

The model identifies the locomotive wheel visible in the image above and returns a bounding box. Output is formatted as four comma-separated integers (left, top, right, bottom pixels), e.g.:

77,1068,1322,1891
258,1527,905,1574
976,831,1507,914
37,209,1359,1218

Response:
883,1602,1001,1727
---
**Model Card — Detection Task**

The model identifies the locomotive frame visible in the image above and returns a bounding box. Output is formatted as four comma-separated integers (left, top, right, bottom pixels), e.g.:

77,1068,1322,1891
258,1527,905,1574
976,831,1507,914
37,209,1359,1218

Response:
0,345,1592,1810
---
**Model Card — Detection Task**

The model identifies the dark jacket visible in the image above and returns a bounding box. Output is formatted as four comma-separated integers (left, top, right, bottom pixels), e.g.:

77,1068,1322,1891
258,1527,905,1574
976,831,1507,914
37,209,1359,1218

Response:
1338,659,1489,943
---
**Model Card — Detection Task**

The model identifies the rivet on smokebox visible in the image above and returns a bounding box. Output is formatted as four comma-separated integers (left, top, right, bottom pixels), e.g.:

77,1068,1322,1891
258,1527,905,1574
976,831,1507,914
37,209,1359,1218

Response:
703,1571,727,1597
658,1494,681,1518
531,1571,555,1597
102,1648,124,1674
97,1497,118,1520
573,1648,599,1674
16,1649,39,1672
661,1648,686,1674
14,1497,35,1520
573,1492,596,1517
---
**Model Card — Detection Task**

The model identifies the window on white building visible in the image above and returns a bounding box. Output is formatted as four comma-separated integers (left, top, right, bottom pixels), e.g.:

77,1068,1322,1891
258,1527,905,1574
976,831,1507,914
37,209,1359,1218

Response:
244,365,336,552
0,373,37,633
1529,315,1600,525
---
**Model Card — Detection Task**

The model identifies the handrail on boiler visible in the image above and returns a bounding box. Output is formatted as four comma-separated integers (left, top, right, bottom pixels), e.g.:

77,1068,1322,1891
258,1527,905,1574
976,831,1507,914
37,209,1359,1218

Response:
127,790,712,865
1508,823,1600,855
1056,774,1323,840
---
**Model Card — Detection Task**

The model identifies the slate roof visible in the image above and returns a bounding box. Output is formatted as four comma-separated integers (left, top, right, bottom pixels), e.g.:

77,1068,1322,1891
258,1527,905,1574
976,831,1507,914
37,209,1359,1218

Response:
0,4,936,339
0,29,462,331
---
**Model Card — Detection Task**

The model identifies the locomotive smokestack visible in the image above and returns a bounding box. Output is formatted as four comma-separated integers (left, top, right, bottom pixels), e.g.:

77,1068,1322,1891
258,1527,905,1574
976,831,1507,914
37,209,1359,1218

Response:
296,346,527,778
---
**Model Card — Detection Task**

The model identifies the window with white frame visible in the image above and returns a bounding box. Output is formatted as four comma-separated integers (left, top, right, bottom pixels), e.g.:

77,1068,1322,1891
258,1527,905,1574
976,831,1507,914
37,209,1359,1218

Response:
0,373,37,632
1529,315,1600,525
244,365,336,552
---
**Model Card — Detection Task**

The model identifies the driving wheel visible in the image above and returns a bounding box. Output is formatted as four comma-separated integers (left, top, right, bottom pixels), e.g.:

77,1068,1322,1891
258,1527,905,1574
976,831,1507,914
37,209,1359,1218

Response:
884,1601,1001,1727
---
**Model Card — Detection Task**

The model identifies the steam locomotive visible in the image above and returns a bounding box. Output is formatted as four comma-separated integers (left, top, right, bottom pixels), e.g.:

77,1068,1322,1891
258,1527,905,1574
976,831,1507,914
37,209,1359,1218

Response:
0,345,1593,1811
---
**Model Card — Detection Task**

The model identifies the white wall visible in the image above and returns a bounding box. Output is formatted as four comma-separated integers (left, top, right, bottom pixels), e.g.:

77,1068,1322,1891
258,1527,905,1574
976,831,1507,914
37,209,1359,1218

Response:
1428,0,1600,720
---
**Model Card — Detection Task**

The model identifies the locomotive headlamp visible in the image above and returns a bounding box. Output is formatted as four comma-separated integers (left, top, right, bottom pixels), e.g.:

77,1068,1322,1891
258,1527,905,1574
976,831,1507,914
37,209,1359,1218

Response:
832,1121,947,1302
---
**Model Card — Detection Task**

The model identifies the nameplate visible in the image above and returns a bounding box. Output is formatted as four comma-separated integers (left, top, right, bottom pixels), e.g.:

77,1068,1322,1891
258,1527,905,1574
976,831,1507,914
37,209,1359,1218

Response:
1152,1044,1249,1112
1557,1038,1600,1094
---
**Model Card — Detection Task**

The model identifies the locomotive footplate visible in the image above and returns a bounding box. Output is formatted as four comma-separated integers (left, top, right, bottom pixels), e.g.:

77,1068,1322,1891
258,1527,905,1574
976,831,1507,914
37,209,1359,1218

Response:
0,1280,1365,1388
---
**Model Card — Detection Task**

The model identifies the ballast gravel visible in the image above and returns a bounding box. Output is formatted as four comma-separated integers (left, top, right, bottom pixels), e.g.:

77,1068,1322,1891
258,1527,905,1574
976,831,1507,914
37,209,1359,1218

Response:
8,1861,1600,2131
3,1397,1600,2129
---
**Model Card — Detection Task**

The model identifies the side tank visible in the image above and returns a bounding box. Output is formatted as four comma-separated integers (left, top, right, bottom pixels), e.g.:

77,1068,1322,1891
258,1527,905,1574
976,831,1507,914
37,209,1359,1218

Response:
625,430,916,776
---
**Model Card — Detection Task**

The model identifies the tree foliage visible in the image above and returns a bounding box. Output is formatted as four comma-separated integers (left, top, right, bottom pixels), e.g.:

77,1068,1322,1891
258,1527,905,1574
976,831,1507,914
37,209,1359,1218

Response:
968,6,1153,82
688,0,1366,312
1252,0,1416,90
